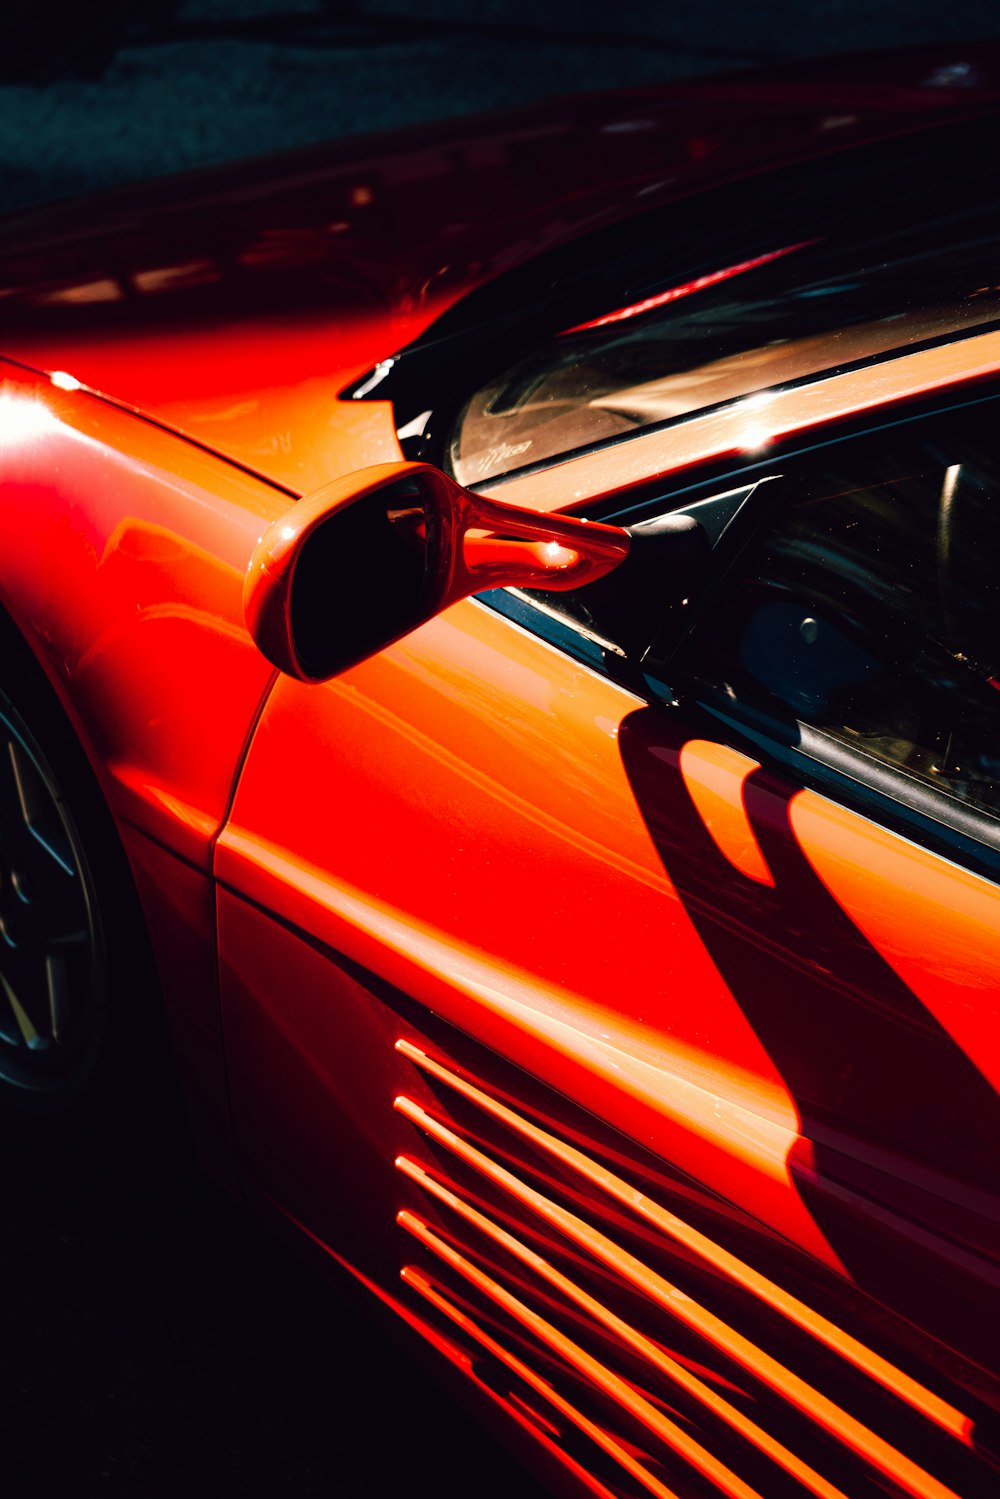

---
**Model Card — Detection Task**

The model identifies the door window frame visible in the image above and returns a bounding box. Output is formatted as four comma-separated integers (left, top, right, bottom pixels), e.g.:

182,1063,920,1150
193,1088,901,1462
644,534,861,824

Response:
476,378,1000,883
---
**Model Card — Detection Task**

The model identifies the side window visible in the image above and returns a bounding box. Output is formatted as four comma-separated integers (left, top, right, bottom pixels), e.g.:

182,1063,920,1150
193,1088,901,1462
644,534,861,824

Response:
675,416,1000,820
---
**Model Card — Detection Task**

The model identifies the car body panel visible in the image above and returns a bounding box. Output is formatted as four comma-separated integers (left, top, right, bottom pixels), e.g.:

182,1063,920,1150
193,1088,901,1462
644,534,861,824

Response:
0,362,288,1174
211,320,1000,1491
120,824,238,1190
0,360,286,866
3,52,1000,1499
216,584,998,1496
215,609,811,1237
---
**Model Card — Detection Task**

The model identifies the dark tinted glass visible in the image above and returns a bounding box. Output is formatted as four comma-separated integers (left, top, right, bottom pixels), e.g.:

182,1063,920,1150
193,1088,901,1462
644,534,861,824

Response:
448,289,1000,487
290,479,429,679
681,416,1000,819
439,118,1000,486
356,116,1000,491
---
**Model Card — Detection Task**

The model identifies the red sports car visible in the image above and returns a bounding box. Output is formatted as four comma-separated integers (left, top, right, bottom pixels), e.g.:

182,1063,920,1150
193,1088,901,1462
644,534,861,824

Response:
1,47,998,1499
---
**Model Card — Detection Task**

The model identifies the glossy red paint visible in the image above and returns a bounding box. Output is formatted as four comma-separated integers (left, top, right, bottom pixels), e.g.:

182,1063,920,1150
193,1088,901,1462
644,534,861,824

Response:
395,1153,849,1499
785,795,1000,1098
397,1029,990,1494
403,1207,769,1499
216,562,998,1263
394,1105,959,1499
3,51,1000,1499
0,361,287,867
0,361,288,1172
211,335,1000,1492
392,1040,971,1446
215,616,815,1224
402,1267,659,1499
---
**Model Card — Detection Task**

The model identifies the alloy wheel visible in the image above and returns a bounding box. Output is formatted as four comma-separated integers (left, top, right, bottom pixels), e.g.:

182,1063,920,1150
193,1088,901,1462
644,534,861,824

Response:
0,701,105,1103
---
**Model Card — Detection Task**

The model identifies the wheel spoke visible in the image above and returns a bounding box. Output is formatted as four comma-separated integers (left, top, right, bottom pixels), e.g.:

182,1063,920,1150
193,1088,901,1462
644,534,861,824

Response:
7,736,45,835
0,968,44,1050
45,951,71,1043
0,704,103,1090
8,739,75,875
1,936,57,1042
1,923,85,1048
0,735,23,834
0,967,21,1045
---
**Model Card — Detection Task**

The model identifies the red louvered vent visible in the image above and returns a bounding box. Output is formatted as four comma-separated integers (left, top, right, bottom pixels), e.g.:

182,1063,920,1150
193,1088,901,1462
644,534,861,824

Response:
390,1033,996,1499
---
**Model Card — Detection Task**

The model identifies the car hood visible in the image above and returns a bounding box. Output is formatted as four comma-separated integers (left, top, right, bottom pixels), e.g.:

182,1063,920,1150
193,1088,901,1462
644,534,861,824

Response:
2,44,999,497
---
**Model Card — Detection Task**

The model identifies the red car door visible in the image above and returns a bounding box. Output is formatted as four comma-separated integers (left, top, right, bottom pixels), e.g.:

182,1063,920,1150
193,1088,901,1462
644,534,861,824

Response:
616,410,1000,1383
215,398,999,1498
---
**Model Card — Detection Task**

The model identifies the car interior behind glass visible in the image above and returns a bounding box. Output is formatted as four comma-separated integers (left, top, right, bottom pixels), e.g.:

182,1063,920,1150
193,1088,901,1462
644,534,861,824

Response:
678,412,1000,821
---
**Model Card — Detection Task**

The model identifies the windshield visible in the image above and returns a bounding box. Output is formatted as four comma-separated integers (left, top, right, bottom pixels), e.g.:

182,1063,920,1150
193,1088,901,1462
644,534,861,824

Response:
448,235,1000,487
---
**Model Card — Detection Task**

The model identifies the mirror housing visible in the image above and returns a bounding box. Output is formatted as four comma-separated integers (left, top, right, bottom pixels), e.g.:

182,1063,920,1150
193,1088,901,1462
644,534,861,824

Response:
244,461,631,681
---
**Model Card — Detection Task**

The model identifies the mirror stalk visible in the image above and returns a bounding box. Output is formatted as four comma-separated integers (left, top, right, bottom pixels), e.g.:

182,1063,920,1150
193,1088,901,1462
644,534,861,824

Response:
525,512,711,667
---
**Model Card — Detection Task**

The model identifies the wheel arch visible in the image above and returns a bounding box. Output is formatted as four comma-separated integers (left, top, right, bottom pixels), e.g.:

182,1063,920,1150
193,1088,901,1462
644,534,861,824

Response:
0,573,237,1186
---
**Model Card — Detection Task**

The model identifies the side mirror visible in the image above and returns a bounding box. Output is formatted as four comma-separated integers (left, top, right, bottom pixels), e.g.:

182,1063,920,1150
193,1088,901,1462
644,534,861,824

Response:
244,461,631,681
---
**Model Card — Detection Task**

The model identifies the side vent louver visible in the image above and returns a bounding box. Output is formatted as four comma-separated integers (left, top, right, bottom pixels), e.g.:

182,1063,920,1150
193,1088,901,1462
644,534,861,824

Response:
392,1035,994,1499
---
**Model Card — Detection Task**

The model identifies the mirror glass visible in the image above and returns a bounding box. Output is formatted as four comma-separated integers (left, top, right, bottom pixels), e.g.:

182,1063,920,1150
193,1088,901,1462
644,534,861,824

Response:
290,476,433,678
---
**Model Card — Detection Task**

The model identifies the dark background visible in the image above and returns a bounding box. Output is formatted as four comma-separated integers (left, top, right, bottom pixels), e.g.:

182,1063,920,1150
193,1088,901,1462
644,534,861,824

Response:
3,1,1000,213
2,5,999,1497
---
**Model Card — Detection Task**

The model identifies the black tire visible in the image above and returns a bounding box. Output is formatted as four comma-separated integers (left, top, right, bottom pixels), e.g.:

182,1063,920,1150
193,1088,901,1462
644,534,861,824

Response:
0,620,185,1187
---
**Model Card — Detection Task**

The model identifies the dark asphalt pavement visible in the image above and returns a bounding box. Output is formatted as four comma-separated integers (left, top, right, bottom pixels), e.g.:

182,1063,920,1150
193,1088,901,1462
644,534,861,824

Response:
2,1157,547,1498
